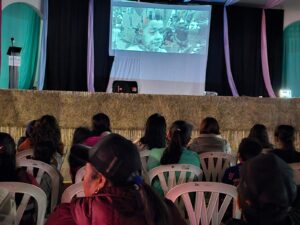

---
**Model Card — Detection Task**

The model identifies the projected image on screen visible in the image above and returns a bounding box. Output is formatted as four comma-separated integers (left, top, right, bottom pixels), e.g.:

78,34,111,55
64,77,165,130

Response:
111,6,210,54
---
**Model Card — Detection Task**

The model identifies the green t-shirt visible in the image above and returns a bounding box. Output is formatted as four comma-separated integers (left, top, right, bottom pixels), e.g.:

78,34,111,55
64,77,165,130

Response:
147,147,200,196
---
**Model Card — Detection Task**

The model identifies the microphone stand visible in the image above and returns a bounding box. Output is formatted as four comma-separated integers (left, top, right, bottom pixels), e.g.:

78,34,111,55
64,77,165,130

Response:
11,38,15,89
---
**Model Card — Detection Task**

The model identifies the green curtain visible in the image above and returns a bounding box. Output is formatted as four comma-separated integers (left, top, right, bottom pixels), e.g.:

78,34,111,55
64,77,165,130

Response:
282,21,300,97
0,3,40,89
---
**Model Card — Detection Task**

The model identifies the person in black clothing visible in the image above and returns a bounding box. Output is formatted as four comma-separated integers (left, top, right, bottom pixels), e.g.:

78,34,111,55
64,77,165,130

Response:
248,124,273,151
227,154,300,225
222,138,262,186
270,125,300,163
91,113,111,136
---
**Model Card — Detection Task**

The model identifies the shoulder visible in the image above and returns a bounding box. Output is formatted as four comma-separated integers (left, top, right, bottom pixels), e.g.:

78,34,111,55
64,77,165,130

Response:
46,203,76,225
180,148,200,166
149,148,165,156
182,148,199,158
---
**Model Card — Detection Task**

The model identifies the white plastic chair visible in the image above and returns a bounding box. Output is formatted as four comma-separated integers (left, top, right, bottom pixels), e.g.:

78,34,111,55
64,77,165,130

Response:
166,182,241,225
75,166,85,183
148,164,202,195
289,163,300,185
16,149,34,161
199,152,236,182
0,188,16,225
0,182,47,225
16,159,60,212
61,182,85,203
140,150,151,184
16,148,64,171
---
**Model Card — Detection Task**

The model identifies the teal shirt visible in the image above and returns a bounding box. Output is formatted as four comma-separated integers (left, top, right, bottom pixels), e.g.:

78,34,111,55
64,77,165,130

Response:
147,147,200,196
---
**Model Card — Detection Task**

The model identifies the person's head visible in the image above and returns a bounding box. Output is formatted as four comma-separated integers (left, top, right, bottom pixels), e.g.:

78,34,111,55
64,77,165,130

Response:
139,9,164,51
238,154,297,225
199,117,220,135
160,120,193,165
274,125,295,151
72,127,92,145
32,115,62,154
83,133,141,196
248,124,272,149
83,133,172,225
68,144,90,183
92,113,111,136
140,113,166,149
0,132,17,181
238,138,262,162
39,115,61,138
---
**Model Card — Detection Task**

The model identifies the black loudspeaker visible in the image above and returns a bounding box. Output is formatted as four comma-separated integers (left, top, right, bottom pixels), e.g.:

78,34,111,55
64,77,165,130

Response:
112,81,138,93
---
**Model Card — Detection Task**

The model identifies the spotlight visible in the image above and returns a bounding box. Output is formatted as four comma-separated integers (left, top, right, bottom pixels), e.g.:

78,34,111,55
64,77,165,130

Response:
279,89,292,98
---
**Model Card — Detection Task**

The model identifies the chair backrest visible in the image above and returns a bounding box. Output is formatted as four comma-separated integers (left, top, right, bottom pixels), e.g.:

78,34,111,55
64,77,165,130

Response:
75,166,85,183
148,164,202,195
166,182,241,225
16,149,64,171
0,188,16,225
16,149,34,161
289,163,300,185
199,152,236,182
61,182,84,203
0,182,47,225
16,159,60,213
140,150,151,184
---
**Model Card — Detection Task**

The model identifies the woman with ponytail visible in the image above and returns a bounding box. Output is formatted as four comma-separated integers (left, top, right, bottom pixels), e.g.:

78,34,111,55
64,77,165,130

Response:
47,133,186,225
147,120,200,195
270,125,300,163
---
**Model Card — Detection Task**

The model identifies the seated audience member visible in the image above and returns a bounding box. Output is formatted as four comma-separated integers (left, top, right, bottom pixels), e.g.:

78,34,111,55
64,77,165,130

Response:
68,144,90,183
34,141,63,206
248,124,273,152
0,132,38,225
91,113,111,136
222,138,262,186
189,117,231,154
17,120,36,152
82,113,111,146
271,125,300,163
46,134,187,225
135,113,167,151
147,120,200,195
32,115,64,169
226,154,300,225
71,127,92,145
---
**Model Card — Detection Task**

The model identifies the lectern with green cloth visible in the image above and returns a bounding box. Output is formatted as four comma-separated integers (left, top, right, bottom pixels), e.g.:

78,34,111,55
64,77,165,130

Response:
7,46,22,89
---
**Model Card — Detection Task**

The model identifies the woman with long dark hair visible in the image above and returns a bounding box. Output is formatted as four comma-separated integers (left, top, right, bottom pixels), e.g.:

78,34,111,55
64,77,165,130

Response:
135,113,167,151
46,134,187,225
32,115,64,169
271,125,300,163
147,120,200,195
248,124,273,151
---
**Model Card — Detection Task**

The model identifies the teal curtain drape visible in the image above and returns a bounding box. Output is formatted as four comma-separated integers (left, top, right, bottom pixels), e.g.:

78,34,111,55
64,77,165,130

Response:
0,3,40,89
283,21,300,97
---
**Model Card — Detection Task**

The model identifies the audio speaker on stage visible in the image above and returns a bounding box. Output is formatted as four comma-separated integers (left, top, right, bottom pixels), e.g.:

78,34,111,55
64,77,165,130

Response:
112,81,138,93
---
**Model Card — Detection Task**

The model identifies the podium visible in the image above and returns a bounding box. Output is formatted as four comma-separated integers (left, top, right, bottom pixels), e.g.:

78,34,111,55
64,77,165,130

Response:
7,46,22,89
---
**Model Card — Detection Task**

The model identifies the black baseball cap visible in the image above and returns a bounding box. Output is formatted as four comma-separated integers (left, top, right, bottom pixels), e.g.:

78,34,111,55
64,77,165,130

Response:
88,133,142,186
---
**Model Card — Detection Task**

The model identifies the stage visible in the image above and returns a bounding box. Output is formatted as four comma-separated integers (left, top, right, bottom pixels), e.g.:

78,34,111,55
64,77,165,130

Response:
1,89,299,182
